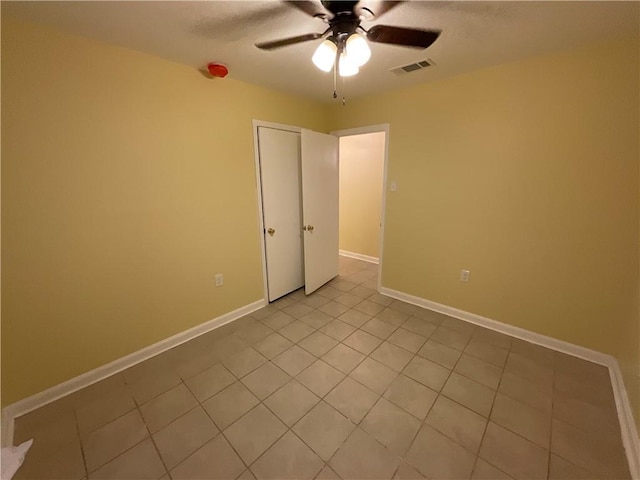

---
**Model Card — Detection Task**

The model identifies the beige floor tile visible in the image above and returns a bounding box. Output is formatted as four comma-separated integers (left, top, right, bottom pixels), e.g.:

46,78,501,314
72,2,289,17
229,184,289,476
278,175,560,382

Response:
472,328,512,350
402,356,450,392
320,319,357,341
361,317,397,339
376,308,411,327
389,300,419,315
283,303,315,319
510,339,555,368
263,380,320,426
273,345,317,376
89,438,165,479
251,305,280,320
555,353,610,384
553,390,620,439
387,328,426,354
332,280,358,292
361,398,421,456
319,300,351,317
184,363,236,402
383,374,437,420
350,285,376,299
330,428,400,480
479,422,548,480
454,354,502,389
441,317,476,335
401,317,438,338
464,338,508,367
335,292,364,307
153,406,218,469
498,370,552,413
224,404,287,464
76,387,137,435
316,465,342,479
15,437,86,480
296,360,345,397
301,294,332,309
126,369,182,405
270,295,298,310
322,344,365,374
425,395,487,453
350,358,398,394
14,409,79,459
417,340,462,369
299,332,339,356
202,382,259,430
82,410,148,472
250,431,324,480
254,333,293,359
411,308,446,324
354,299,387,316
235,323,274,344
173,348,221,380
317,285,344,300
554,371,617,414
170,435,245,480
239,469,257,480
325,377,379,423
293,402,355,461
548,454,593,480
241,362,291,399
505,352,553,388
405,425,476,480
368,293,395,307
471,459,513,480
222,347,268,378
260,311,296,331
300,310,333,329
491,393,551,448
140,383,198,432
279,320,316,343
70,375,127,407
343,330,383,355
337,309,372,328
370,342,414,371
550,418,629,479
394,462,426,479
209,335,250,361
442,372,495,417
430,327,472,352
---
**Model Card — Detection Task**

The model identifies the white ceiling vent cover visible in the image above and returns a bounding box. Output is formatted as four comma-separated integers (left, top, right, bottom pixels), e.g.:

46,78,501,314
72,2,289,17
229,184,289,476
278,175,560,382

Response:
390,59,434,76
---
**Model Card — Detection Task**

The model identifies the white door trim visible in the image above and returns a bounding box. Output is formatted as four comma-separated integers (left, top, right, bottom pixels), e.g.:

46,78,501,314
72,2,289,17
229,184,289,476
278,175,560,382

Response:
252,120,303,303
331,124,390,292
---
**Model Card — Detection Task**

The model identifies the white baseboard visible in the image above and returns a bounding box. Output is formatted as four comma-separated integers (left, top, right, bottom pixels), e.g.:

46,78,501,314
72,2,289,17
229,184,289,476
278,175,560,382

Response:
1,298,266,447
339,250,379,264
379,286,640,479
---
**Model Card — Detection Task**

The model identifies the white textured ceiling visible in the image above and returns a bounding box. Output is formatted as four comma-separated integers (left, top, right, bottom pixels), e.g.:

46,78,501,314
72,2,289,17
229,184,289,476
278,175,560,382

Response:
3,1,639,102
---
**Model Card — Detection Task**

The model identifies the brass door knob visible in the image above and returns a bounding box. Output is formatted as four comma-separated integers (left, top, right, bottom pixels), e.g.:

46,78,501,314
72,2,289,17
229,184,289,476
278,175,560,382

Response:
307,225,314,232
267,228,275,236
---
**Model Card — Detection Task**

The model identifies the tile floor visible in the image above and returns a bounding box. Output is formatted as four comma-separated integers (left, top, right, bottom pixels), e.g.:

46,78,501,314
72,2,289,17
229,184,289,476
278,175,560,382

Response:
13,257,631,480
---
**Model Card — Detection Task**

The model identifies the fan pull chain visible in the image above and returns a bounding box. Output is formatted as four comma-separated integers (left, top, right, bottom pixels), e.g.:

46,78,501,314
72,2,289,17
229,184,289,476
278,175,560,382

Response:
333,52,338,99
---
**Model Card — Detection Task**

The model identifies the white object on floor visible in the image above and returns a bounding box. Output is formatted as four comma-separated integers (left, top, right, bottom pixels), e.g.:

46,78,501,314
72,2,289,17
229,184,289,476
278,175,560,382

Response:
1,439,33,480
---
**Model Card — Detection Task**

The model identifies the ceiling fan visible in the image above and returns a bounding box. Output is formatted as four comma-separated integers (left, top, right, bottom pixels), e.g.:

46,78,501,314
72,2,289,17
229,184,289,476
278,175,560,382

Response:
255,1,441,78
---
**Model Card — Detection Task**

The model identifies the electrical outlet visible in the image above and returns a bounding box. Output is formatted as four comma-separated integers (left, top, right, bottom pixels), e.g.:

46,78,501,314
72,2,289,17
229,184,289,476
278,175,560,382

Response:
460,270,470,282
215,274,224,287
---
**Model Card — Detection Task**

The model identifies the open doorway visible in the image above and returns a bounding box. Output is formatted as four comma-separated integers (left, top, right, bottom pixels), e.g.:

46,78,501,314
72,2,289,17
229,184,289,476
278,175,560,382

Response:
332,125,390,291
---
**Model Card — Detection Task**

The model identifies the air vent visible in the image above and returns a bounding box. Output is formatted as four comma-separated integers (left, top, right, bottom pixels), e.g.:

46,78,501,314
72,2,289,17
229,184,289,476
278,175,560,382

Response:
390,59,434,76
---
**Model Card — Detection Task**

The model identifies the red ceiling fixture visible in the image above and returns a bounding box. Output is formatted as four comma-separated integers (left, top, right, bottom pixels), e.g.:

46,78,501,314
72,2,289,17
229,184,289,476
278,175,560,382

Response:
207,63,229,78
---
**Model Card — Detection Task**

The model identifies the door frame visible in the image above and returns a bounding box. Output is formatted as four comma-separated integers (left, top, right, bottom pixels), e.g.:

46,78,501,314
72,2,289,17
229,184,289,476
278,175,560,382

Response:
330,124,390,292
252,120,302,304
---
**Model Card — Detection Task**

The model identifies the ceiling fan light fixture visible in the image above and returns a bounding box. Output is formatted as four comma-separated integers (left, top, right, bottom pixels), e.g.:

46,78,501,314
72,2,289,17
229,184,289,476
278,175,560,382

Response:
345,33,371,67
312,39,337,72
338,52,359,77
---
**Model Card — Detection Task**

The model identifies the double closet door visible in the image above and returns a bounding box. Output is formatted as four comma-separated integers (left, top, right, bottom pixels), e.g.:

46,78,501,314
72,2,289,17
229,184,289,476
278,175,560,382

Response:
257,127,339,302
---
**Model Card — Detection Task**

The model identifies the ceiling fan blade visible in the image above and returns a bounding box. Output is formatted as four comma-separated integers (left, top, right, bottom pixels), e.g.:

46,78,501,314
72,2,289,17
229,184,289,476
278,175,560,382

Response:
256,32,324,50
366,25,440,48
357,1,403,19
284,0,328,18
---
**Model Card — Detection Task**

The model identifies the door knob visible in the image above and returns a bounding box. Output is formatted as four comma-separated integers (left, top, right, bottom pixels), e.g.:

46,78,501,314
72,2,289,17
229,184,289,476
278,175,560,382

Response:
267,228,275,236
307,225,314,232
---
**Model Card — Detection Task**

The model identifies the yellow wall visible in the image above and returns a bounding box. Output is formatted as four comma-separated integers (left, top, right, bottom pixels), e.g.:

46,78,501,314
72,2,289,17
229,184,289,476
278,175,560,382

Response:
329,38,640,426
339,132,385,258
0,18,326,406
